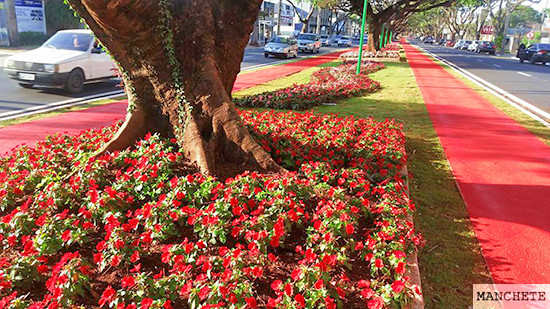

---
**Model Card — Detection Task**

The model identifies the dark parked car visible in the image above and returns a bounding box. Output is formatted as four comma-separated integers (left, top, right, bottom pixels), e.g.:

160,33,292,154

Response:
423,36,434,44
475,41,496,55
518,43,550,65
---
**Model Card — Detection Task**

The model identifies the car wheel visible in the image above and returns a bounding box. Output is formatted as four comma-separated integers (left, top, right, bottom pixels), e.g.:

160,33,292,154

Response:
18,83,34,89
543,61,547,66
285,51,290,59
316,48,320,53
264,53,269,58
529,54,537,64
64,68,85,94
519,57,525,63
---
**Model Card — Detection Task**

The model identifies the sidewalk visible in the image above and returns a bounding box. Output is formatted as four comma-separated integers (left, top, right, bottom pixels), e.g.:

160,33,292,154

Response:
0,48,352,155
403,42,550,284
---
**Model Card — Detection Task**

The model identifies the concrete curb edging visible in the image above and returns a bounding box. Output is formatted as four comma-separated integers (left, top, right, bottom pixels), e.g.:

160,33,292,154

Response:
401,165,425,309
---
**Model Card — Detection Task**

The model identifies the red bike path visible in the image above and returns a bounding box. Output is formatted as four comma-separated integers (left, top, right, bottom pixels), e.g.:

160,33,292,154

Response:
403,42,550,284
0,49,351,155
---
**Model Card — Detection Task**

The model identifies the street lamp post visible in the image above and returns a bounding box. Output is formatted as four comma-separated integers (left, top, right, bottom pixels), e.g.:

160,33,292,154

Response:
356,0,368,75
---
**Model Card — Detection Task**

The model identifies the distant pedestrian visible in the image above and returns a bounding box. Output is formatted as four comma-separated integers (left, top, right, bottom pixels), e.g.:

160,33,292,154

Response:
517,43,526,58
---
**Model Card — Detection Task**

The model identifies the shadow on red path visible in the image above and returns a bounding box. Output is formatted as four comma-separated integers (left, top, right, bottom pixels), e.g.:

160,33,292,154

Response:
0,48,352,155
403,42,550,284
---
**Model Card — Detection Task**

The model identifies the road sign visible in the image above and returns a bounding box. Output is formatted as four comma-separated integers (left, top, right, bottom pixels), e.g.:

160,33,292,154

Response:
526,31,535,40
481,25,494,35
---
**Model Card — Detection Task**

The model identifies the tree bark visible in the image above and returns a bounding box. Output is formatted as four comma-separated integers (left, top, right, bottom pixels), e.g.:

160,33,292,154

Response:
66,0,283,178
6,0,19,47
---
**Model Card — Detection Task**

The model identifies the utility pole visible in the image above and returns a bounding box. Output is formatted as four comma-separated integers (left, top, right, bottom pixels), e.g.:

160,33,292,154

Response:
277,0,283,35
6,0,19,47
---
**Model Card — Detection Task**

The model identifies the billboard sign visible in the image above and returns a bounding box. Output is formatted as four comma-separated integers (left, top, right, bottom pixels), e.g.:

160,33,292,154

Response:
15,0,46,33
480,25,494,35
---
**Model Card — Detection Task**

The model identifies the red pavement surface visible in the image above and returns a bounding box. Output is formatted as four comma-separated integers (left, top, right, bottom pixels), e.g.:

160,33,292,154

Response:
232,49,351,92
0,49,350,155
403,42,550,283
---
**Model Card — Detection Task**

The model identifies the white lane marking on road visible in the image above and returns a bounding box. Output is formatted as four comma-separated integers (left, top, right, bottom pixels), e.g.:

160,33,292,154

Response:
477,59,483,62
517,71,532,77
510,57,517,60
493,64,502,68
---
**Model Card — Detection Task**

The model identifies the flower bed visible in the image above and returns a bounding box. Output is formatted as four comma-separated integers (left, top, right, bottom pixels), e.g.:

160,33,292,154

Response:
0,110,422,308
339,50,400,63
234,62,384,110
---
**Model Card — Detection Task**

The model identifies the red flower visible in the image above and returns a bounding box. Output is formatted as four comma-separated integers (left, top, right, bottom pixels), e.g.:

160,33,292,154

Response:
294,294,305,308
140,298,153,309
121,276,135,289
99,286,116,307
245,297,257,308
198,286,210,300
392,280,405,293
345,224,355,235
61,230,71,242
374,258,384,269
290,268,303,281
367,296,384,309
314,279,324,289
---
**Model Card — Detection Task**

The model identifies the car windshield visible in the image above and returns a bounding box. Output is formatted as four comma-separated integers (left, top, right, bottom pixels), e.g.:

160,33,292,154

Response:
537,44,550,50
465,41,472,44
320,35,328,38
42,32,93,51
341,37,350,40
269,37,289,44
299,34,316,41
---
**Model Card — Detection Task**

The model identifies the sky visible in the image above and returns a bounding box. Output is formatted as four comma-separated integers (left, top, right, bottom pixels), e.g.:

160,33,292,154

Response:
528,0,550,13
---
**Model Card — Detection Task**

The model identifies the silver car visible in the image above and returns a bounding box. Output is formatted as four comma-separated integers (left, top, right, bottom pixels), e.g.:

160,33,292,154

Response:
264,36,298,58
297,33,321,53
319,34,331,46
337,36,353,47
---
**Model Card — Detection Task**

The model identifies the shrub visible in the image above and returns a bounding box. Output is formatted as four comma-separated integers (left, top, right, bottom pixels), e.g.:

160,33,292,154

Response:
19,32,49,46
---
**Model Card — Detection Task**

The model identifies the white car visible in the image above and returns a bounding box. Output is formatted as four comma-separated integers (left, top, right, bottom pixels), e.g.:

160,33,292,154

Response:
4,29,117,93
337,36,353,47
467,40,480,52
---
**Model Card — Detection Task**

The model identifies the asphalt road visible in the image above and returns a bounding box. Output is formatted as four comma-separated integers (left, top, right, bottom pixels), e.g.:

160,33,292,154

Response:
0,45,348,116
415,41,550,114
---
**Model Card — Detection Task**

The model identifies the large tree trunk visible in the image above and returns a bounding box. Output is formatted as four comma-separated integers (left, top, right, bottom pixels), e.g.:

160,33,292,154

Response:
6,0,19,47
366,22,380,52
66,0,283,178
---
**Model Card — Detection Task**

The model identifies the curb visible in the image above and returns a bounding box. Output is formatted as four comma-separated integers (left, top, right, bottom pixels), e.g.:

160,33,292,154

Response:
402,165,425,309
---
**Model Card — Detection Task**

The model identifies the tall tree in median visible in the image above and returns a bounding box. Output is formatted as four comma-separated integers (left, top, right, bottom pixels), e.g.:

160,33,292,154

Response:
342,0,455,51
65,0,282,177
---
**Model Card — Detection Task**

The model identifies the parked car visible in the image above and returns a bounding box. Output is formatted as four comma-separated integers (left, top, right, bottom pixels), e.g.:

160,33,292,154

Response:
4,29,116,93
264,36,298,58
337,36,353,47
437,38,446,45
297,33,321,53
319,34,331,46
518,43,550,65
423,36,434,44
467,40,480,52
446,40,454,47
475,41,496,55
